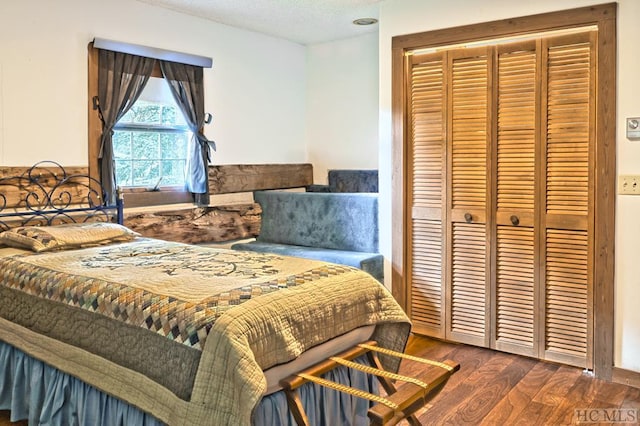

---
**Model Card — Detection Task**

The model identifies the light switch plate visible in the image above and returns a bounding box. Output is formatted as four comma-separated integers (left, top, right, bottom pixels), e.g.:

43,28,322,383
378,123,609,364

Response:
619,175,640,195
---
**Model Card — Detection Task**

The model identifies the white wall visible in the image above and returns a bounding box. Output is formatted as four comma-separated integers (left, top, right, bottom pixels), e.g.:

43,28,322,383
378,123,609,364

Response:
0,0,307,167
612,0,640,374
378,0,640,372
306,33,379,184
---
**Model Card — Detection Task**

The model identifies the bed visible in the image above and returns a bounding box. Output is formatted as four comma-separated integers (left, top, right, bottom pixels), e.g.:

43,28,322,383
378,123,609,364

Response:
0,162,412,425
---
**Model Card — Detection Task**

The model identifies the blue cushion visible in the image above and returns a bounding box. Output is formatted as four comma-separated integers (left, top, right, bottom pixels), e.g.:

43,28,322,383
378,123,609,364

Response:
231,241,383,282
328,170,378,193
254,191,378,253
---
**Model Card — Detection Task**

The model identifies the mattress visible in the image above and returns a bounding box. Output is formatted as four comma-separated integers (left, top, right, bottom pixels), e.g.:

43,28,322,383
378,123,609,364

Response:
263,324,375,395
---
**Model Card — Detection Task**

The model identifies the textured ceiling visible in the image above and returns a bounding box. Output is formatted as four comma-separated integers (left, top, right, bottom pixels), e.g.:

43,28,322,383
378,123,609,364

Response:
135,0,381,45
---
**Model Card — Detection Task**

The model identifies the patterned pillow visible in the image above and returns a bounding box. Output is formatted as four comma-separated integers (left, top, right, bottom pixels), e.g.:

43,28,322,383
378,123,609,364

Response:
0,222,140,252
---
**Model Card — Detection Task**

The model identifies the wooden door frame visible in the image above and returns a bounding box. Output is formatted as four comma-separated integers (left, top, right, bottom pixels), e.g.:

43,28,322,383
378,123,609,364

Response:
391,3,616,380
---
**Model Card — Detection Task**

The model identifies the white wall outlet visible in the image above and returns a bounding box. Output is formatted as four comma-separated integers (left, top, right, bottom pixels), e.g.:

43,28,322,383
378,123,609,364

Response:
618,175,640,195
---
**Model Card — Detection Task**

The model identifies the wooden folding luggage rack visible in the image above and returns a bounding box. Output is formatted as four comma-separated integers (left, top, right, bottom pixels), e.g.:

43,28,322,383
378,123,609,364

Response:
280,340,460,426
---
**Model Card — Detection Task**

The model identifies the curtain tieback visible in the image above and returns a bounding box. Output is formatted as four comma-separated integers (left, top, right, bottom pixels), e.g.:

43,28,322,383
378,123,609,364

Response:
195,133,215,163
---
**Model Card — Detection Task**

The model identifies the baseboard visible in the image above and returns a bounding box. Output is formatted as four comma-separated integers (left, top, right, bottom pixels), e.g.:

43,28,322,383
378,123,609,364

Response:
612,366,640,389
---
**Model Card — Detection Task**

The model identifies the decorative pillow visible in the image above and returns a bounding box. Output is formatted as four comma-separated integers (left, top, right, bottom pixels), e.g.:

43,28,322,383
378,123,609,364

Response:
0,222,140,252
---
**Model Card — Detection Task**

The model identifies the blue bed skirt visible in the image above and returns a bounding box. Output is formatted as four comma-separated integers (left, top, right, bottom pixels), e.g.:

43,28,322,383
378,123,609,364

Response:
0,341,377,425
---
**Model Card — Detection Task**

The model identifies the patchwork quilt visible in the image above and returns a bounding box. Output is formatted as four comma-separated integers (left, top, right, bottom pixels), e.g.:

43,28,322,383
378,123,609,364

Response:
0,238,411,425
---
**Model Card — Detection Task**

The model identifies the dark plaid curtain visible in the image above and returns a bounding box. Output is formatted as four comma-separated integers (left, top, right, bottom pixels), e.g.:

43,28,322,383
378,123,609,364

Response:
160,61,214,206
97,50,155,204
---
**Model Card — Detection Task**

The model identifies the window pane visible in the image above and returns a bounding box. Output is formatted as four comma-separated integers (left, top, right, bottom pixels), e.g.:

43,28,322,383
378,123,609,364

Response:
161,160,186,186
162,105,177,125
132,103,161,124
132,160,160,187
113,131,132,158
132,132,159,160
114,160,132,187
160,133,189,159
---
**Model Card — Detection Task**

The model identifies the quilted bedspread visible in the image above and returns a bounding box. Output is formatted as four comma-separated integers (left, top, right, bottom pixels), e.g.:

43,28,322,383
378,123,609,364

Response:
0,238,411,425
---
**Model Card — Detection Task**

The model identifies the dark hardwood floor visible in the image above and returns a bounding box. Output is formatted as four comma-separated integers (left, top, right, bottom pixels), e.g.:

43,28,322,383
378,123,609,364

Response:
1,334,638,425
399,335,639,425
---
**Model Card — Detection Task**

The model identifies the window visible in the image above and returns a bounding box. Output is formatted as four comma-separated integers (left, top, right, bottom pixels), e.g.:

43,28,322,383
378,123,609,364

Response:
112,77,191,189
88,43,211,207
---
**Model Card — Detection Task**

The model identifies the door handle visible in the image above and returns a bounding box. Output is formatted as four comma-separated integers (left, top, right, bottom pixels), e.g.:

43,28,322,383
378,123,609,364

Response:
510,215,520,226
464,213,473,223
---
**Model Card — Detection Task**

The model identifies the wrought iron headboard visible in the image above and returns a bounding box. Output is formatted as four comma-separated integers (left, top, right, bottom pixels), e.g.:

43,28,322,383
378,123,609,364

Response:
0,161,123,231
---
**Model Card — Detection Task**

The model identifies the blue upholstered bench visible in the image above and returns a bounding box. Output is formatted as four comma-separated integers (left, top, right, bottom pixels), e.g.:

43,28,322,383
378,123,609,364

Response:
231,191,383,282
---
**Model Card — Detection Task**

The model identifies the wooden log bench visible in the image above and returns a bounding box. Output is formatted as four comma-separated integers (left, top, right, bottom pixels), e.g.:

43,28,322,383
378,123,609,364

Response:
280,340,460,426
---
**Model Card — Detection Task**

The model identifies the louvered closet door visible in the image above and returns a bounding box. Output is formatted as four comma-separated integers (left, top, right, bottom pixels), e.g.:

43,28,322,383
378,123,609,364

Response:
407,52,446,337
404,30,596,368
493,41,539,357
541,32,595,368
446,47,492,347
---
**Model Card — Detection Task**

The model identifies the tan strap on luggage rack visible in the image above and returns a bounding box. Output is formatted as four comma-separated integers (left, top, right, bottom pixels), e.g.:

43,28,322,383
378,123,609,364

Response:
279,339,460,426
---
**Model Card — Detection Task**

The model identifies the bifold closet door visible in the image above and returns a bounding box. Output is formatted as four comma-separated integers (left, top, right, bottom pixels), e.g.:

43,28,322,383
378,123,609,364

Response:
541,31,595,369
492,41,539,358
445,47,492,347
406,51,446,338
406,46,494,346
